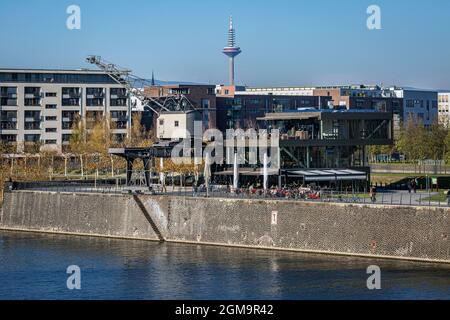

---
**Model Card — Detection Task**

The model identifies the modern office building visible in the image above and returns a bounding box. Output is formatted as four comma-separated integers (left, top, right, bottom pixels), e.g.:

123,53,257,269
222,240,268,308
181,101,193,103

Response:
215,108,393,190
258,109,393,168
0,69,130,153
438,92,450,126
260,109,393,189
216,94,331,132
387,87,438,127
236,85,438,128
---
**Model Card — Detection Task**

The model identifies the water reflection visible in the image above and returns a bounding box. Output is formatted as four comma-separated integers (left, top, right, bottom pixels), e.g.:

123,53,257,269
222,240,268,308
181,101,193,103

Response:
0,231,449,300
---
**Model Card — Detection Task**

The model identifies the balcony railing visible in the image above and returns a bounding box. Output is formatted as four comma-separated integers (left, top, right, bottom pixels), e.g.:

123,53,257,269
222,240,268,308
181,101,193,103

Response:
24,122,41,130
24,96,42,106
87,93,105,98
1,121,17,130
62,99,80,106
0,98,17,106
0,93,17,99
62,122,76,130
86,99,104,107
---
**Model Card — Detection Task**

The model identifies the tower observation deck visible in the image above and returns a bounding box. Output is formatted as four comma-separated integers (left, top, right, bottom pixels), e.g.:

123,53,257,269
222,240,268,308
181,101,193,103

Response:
222,16,242,86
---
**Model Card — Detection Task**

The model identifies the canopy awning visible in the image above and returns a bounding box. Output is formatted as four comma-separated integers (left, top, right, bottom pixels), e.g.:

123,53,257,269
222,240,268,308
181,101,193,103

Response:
283,169,368,182
214,168,279,176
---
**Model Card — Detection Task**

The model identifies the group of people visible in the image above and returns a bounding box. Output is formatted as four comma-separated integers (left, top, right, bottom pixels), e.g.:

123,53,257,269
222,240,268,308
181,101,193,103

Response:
220,182,329,200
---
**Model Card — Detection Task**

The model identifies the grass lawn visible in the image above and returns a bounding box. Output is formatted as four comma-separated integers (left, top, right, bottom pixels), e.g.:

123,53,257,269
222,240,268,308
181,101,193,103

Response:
371,172,450,185
371,173,412,184
422,191,448,202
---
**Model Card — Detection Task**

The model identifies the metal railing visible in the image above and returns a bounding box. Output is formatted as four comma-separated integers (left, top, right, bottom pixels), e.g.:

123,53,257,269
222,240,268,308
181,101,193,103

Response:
4,181,449,208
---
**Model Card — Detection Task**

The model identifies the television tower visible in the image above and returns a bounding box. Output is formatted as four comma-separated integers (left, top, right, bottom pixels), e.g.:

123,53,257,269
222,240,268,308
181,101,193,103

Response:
222,16,242,86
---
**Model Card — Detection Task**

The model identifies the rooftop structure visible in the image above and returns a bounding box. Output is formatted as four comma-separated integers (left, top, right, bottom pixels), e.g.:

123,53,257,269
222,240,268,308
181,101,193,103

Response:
222,16,242,86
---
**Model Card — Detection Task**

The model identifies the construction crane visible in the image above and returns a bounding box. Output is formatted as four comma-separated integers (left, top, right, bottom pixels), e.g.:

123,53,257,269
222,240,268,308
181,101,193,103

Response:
85,55,196,116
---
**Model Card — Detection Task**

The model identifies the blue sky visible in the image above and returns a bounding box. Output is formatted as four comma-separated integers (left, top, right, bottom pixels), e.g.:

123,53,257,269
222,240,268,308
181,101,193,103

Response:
1,0,450,89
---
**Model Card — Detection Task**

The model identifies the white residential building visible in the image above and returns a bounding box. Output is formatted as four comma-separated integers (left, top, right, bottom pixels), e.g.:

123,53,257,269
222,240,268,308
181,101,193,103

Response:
0,69,130,153
438,92,450,126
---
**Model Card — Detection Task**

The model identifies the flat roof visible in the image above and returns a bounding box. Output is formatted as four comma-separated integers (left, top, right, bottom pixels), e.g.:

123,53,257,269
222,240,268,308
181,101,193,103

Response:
214,168,280,176
257,109,392,121
284,169,368,181
0,68,109,74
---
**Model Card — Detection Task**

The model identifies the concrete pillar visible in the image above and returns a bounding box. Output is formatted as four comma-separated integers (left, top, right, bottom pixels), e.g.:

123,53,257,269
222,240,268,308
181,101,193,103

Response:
126,159,133,186
306,147,310,168
143,158,151,188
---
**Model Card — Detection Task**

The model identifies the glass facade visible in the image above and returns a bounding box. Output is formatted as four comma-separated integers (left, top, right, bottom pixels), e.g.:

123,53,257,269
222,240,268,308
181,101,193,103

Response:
217,95,325,131
0,72,117,84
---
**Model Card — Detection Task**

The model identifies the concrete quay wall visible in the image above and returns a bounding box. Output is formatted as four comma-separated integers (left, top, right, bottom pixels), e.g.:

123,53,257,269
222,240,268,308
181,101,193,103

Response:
1,191,449,263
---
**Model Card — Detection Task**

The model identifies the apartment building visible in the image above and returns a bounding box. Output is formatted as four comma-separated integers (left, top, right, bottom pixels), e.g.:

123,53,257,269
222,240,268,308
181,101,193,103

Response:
0,69,130,153
438,92,450,126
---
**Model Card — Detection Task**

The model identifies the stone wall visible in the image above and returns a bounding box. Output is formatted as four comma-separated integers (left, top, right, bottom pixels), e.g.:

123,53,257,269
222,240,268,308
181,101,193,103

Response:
1,191,449,263
0,191,160,241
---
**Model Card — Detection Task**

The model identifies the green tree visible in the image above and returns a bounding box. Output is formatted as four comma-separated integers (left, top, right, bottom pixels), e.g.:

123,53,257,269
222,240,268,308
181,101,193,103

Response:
68,114,86,155
427,122,447,161
124,113,153,147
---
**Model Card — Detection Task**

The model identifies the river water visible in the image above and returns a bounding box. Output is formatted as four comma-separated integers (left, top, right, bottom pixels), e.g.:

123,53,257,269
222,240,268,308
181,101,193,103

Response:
0,231,449,300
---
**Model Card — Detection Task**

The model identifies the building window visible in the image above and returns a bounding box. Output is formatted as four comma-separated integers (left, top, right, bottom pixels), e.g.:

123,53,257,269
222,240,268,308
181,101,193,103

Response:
1,134,17,142
1,111,17,130
24,134,40,142
159,119,164,125
45,140,57,145
86,88,105,107
24,87,41,106
110,88,127,106
62,134,72,143
169,88,190,95
46,104,57,109
45,92,57,97
1,87,17,106
45,116,57,121
45,128,57,133
207,88,215,95
432,100,438,108
174,121,179,127
24,111,41,130
62,87,80,106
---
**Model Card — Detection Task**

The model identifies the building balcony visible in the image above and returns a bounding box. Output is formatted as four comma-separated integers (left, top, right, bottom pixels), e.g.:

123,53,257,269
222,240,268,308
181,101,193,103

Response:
62,122,76,130
0,98,17,106
112,121,127,129
24,122,41,130
1,121,17,130
25,93,41,99
111,116,128,122
86,99,104,107
110,99,128,107
62,99,81,107
0,93,17,99
87,93,105,99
